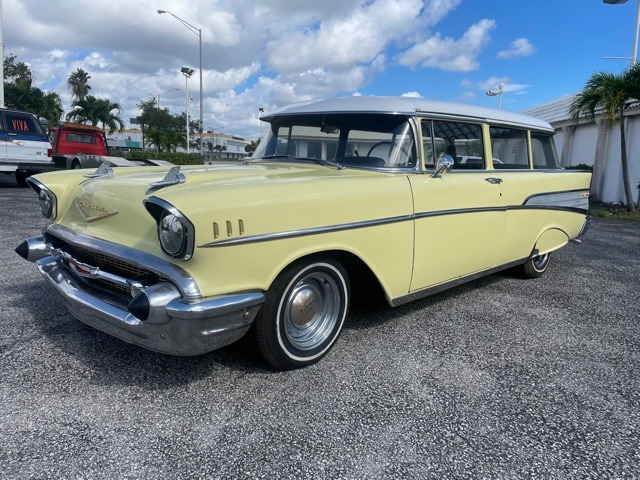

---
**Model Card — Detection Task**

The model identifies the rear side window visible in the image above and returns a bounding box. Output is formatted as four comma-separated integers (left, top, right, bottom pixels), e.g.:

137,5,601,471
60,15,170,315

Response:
490,127,529,169
4,113,42,136
531,133,559,169
67,133,97,144
422,120,484,170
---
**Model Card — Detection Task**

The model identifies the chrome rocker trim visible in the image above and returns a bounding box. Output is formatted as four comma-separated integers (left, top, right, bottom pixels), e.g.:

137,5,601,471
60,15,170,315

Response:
21,230,265,356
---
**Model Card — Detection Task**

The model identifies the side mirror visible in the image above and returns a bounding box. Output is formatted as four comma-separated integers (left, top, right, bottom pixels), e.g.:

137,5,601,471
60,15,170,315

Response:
431,153,454,178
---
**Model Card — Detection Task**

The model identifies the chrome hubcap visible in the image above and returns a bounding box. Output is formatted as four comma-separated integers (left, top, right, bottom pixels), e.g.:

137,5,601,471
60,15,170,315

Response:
283,271,342,351
533,253,549,271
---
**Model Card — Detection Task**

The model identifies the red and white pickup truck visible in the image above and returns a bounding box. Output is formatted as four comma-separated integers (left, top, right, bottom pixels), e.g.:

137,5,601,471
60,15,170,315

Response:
50,123,172,169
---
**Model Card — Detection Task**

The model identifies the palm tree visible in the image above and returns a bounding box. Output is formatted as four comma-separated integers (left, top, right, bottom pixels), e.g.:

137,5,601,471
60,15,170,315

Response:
570,67,637,212
66,95,124,134
67,68,92,101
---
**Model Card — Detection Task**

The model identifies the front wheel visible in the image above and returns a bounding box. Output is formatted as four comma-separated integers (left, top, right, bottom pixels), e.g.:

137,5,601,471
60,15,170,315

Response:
515,252,551,279
254,258,350,370
15,172,29,188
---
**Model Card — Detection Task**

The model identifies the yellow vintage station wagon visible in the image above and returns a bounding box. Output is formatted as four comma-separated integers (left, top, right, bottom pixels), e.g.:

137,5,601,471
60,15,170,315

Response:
16,97,591,369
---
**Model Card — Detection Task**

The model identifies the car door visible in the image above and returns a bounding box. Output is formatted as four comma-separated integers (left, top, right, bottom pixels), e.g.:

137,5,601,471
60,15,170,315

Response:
409,119,505,291
0,113,7,165
2,110,50,164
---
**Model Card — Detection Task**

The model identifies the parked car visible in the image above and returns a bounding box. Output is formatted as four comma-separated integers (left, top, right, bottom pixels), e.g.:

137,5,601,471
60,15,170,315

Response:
0,107,53,186
16,97,591,369
49,123,173,170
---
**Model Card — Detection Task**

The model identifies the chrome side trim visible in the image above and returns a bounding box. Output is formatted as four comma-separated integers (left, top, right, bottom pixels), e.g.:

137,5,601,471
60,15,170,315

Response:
199,198,590,249
199,214,415,248
524,189,590,212
390,258,527,307
44,224,202,302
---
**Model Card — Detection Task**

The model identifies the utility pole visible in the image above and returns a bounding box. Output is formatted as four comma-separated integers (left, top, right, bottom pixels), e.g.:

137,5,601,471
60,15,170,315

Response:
0,0,5,108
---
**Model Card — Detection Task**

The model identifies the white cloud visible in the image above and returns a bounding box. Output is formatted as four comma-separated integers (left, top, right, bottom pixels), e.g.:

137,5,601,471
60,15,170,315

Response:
497,38,535,59
1,0,508,137
398,19,496,72
266,0,424,73
401,91,423,98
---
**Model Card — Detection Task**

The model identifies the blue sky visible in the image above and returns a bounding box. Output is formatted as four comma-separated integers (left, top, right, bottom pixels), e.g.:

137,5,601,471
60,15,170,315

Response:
3,0,638,137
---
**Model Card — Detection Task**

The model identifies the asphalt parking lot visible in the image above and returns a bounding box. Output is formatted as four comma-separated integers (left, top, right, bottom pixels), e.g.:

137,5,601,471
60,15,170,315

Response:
1,174,639,479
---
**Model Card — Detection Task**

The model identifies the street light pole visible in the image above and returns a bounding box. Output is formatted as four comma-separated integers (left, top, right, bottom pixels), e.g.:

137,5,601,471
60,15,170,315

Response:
158,9,204,155
485,82,504,109
181,67,195,154
603,0,640,65
156,88,179,109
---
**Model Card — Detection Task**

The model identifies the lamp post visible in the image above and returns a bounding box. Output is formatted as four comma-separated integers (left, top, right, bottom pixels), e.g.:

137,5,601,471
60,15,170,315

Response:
603,0,640,65
486,82,504,109
158,9,203,155
156,88,179,109
258,107,265,138
181,66,195,154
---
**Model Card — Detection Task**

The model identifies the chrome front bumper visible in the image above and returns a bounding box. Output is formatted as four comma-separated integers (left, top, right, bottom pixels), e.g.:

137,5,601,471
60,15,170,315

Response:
18,229,265,356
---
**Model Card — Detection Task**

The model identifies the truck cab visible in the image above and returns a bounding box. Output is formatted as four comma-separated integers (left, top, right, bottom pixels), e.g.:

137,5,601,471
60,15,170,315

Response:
50,124,110,169
0,108,53,186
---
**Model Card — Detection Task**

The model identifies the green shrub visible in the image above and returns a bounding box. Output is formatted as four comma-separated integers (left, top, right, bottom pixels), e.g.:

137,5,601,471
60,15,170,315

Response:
110,150,205,165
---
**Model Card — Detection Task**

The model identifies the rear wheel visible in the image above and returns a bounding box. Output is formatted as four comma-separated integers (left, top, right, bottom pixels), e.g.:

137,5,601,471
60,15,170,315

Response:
71,159,81,169
254,258,350,370
516,252,551,279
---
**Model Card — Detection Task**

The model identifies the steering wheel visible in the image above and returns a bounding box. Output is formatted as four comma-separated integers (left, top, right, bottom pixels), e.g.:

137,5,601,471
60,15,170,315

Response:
366,141,412,160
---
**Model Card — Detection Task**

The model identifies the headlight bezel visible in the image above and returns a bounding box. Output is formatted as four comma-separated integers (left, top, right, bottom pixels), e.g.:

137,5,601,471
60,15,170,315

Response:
144,197,195,260
29,178,57,220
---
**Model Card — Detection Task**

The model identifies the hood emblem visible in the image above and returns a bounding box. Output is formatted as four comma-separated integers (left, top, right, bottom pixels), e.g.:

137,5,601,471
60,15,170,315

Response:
74,199,119,222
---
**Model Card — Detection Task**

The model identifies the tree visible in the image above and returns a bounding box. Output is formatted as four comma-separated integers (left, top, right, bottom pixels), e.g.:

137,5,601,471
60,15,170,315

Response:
66,95,124,134
245,139,259,153
67,68,92,101
4,54,33,86
570,67,638,212
137,98,188,152
3,53,63,127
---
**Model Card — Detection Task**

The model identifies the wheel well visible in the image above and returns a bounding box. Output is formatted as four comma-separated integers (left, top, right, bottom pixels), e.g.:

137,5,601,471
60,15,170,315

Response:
290,250,387,308
71,158,81,168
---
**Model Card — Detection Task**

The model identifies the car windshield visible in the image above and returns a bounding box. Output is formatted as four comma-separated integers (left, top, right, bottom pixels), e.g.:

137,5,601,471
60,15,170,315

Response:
252,113,417,169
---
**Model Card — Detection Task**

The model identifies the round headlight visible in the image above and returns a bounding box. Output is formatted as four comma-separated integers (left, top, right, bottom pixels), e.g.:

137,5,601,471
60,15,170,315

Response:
38,189,54,218
159,213,186,257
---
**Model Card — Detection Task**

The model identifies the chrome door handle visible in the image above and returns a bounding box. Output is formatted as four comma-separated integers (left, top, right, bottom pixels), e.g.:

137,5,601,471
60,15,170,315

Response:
485,177,503,184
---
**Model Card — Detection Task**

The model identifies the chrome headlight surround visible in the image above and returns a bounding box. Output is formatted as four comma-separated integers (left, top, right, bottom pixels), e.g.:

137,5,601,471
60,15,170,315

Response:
144,197,195,260
28,178,57,220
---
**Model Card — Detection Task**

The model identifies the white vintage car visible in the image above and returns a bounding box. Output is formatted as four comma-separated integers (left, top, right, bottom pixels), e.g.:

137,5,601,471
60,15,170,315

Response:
16,97,591,369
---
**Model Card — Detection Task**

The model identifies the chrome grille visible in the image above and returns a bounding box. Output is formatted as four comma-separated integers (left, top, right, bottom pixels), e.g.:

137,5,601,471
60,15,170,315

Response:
46,235,166,298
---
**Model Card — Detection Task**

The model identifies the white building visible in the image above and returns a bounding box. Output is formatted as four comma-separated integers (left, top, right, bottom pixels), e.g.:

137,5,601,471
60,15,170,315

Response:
106,129,250,160
524,95,640,205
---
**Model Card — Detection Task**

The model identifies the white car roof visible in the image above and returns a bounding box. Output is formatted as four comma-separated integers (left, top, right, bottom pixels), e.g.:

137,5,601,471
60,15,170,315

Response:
262,96,554,133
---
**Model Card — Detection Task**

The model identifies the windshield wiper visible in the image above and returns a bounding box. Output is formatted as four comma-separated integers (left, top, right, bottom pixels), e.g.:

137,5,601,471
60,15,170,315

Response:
247,155,343,169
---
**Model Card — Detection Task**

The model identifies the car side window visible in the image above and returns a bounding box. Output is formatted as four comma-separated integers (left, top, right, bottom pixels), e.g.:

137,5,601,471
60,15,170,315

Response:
4,113,41,136
490,127,529,169
427,120,484,170
531,132,559,169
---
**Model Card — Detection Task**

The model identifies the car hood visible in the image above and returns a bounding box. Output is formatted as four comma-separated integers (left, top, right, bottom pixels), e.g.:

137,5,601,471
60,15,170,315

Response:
42,162,413,256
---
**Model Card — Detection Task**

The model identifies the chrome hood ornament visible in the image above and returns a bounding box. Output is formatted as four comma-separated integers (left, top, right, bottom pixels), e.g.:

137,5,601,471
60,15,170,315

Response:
84,162,114,179
146,166,186,194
